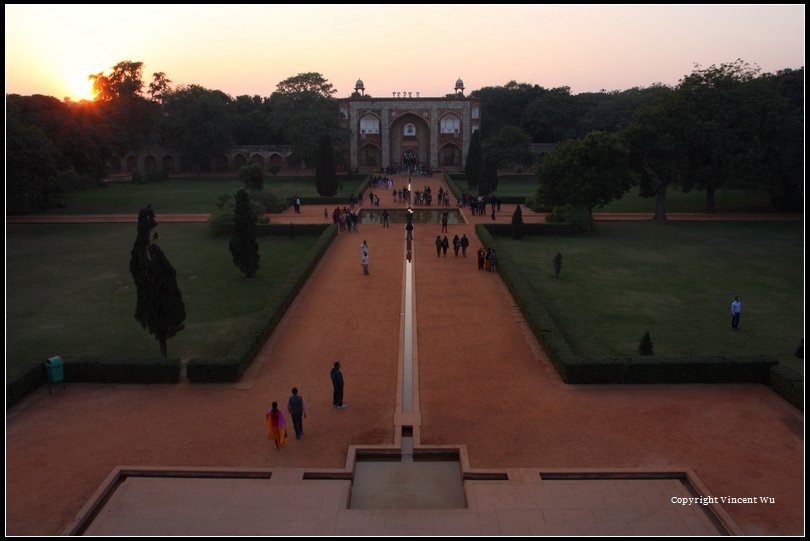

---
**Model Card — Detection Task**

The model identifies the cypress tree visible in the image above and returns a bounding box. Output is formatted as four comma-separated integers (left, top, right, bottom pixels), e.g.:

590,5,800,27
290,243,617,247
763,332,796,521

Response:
511,205,524,239
315,133,338,196
639,331,654,356
229,189,260,277
464,129,482,190
130,205,186,358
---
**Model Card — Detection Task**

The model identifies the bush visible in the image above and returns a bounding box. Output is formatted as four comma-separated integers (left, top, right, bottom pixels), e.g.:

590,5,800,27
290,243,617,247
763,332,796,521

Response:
511,206,523,239
251,190,285,213
6,356,180,407
268,165,281,176
638,331,654,355
568,355,777,384
239,163,264,191
770,364,803,411
145,169,168,183
547,205,593,233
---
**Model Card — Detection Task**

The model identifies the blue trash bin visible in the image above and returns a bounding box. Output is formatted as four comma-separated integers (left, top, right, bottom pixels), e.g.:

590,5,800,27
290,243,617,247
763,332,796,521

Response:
46,356,64,383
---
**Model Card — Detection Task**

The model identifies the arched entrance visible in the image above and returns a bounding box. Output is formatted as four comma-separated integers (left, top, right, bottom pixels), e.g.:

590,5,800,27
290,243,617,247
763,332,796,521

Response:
390,113,429,171
360,144,381,169
440,144,462,168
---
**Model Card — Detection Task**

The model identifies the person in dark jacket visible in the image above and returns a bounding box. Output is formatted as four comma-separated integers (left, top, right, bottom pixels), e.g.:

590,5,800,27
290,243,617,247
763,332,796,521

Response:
331,362,346,408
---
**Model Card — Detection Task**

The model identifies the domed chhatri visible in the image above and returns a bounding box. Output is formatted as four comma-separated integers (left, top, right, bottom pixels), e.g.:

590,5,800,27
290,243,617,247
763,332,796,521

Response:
454,78,465,95
355,78,365,95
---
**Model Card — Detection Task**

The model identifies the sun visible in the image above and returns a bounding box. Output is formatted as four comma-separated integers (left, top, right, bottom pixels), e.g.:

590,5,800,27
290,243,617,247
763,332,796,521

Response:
67,73,96,101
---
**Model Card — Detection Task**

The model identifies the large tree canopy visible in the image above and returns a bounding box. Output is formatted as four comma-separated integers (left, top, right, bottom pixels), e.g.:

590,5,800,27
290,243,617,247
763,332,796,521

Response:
268,72,347,166
161,85,234,172
537,131,635,217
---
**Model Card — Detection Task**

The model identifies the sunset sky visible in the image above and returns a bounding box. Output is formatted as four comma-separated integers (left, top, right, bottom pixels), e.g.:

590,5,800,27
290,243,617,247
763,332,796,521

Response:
5,4,805,102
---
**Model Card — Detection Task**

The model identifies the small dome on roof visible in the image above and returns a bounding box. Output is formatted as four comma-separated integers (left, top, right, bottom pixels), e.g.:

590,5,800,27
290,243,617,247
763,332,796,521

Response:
355,79,365,89
455,78,464,89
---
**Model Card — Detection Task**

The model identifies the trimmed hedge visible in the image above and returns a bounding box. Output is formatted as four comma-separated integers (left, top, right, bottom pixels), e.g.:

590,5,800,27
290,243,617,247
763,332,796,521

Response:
6,356,180,407
443,171,464,199
7,364,48,407
476,224,787,390
62,356,181,383
483,223,585,236
186,223,338,382
212,221,331,238
568,355,777,384
770,364,804,411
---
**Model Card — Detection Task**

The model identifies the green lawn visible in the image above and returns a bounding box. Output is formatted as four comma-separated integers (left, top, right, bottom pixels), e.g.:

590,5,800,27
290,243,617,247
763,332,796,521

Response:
489,174,778,213
40,175,366,215
497,222,804,369
6,223,318,381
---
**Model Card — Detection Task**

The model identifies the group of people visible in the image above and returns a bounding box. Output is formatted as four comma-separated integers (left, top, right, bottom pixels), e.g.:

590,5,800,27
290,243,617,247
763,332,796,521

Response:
265,362,347,451
329,206,361,232
434,234,470,258
477,247,498,272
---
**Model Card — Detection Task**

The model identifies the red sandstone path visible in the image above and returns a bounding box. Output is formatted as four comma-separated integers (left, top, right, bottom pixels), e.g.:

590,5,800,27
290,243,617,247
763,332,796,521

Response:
5,182,804,535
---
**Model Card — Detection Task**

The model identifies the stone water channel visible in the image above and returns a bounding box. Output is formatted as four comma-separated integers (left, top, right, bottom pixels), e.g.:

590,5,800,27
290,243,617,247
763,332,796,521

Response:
350,208,465,509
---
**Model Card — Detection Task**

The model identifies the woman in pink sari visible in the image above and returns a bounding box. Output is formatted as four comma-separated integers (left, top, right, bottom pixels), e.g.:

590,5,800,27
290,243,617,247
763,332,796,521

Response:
266,401,287,450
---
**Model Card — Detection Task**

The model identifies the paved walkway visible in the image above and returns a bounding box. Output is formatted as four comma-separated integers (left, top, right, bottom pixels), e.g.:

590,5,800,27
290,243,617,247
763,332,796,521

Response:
5,176,804,535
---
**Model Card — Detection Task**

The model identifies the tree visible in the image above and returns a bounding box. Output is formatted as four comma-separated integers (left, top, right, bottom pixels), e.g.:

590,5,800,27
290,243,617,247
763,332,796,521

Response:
275,72,337,99
521,86,577,142
511,205,523,239
464,129,482,190
239,163,264,192
315,133,338,196
553,253,562,277
478,150,499,196
89,60,145,102
674,60,763,212
161,85,234,174
622,91,682,224
230,190,260,278
638,331,654,356
5,105,60,214
751,68,804,211
269,73,347,166
483,126,534,171
88,60,160,151
147,71,172,103
130,205,186,358
537,131,635,220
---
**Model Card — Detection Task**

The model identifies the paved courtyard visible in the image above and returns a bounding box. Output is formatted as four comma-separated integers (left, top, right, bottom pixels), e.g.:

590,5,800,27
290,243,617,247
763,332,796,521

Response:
5,175,804,535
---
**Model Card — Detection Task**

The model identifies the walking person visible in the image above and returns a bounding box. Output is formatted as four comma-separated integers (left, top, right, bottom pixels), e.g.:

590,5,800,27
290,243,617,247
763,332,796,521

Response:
331,362,346,408
361,252,369,275
731,296,741,329
266,401,287,450
405,221,414,241
477,247,486,270
287,388,307,439
435,235,442,257
452,234,461,257
460,234,469,257
441,211,449,233
441,235,449,257
489,248,498,272
382,208,390,228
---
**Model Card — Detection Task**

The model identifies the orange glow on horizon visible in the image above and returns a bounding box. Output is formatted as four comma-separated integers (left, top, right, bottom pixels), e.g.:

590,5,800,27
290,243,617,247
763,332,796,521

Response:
67,73,96,102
